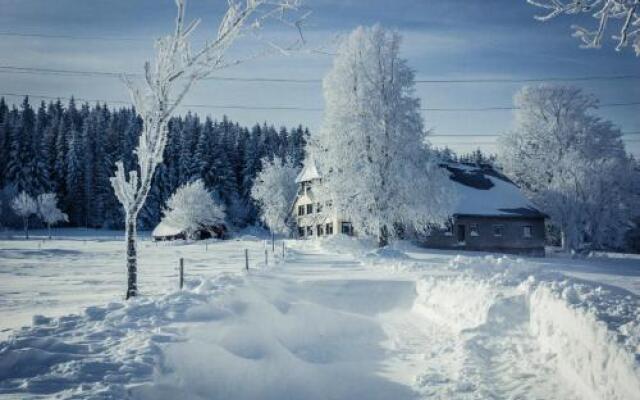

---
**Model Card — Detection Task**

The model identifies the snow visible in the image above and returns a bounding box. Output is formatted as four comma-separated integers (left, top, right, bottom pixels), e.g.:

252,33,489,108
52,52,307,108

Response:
446,163,543,217
151,221,183,237
0,230,639,398
294,154,321,183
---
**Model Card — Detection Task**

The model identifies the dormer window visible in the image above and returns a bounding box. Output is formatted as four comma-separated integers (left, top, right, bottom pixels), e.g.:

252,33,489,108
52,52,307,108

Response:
306,204,313,214
298,205,305,216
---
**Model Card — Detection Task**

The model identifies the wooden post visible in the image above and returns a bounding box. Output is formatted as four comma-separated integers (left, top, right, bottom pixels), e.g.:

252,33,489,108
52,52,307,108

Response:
272,232,275,253
282,241,285,259
205,242,208,252
179,258,184,290
265,248,268,266
245,249,249,271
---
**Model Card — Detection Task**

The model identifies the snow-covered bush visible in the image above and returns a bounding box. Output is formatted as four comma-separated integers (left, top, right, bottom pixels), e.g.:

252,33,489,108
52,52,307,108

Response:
161,180,225,240
11,191,37,239
527,0,640,56
37,193,68,239
499,85,638,251
251,157,300,235
311,25,455,246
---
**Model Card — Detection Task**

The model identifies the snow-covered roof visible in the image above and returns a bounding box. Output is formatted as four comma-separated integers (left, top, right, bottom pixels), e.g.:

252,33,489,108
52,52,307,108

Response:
152,221,184,237
444,163,546,218
295,155,322,183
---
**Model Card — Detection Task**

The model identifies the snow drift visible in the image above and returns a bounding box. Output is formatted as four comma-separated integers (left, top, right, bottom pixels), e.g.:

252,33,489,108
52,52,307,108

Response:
413,255,640,399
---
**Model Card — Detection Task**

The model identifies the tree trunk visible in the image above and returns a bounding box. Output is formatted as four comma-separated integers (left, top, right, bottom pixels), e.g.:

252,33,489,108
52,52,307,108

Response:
378,225,389,247
125,216,138,299
23,217,29,240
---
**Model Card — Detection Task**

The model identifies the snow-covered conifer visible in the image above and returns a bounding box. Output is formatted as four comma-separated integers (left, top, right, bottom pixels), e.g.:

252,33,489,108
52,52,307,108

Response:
251,157,300,235
161,179,225,240
311,25,455,246
37,193,68,239
11,191,37,239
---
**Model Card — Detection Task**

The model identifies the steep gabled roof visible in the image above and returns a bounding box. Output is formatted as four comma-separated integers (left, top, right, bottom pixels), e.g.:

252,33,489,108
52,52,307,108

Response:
295,154,322,183
443,162,546,219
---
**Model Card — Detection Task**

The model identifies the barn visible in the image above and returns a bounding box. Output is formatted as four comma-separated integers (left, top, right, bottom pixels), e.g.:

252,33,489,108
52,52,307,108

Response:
151,221,227,242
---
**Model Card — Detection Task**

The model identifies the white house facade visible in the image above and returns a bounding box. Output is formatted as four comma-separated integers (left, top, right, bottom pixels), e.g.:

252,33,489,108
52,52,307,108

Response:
291,156,353,239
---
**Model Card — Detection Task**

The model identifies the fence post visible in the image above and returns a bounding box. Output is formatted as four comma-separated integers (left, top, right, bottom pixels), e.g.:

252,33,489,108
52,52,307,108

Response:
265,248,268,267
179,258,184,290
245,249,249,271
282,241,285,259
205,242,208,252
272,232,275,253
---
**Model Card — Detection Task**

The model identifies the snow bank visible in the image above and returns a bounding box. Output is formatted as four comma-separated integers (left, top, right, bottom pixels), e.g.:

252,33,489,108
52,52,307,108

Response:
0,273,243,398
529,283,640,400
413,255,640,399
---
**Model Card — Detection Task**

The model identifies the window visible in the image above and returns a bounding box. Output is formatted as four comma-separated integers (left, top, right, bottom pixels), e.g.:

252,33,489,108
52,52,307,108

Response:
444,224,453,237
493,224,504,237
341,222,353,235
306,226,313,236
298,226,305,237
317,224,324,236
523,225,533,239
298,205,305,216
326,223,334,235
305,184,311,195
306,204,313,214
470,224,479,237
316,202,323,213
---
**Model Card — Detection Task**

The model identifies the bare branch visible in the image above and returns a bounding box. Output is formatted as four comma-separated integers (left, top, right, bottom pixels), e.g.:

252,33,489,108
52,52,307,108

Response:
527,0,640,56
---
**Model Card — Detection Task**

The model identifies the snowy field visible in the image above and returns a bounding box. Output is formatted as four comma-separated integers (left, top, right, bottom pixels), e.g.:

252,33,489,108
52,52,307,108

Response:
0,230,639,399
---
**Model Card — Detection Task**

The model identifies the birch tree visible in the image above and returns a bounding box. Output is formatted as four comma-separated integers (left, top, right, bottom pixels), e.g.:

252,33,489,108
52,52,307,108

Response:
311,25,455,246
527,0,640,56
11,192,37,239
37,193,68,239
110,0,307,299
251,156,300,235
499,85,637,251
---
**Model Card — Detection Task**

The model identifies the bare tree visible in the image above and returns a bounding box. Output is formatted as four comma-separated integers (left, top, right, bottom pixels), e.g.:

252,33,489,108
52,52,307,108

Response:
11,192,37,240
111,0,308,299
37,193,68,239
527,0,640,56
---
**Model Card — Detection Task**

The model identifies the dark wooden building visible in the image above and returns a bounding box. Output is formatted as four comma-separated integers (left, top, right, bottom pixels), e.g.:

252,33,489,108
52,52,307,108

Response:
422,163,547,256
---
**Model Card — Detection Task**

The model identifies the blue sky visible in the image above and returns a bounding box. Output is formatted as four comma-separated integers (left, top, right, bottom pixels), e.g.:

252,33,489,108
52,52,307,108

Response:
0,0,638,155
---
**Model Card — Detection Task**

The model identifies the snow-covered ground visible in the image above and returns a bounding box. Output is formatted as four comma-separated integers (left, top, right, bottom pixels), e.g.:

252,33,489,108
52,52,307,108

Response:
0,230,638,399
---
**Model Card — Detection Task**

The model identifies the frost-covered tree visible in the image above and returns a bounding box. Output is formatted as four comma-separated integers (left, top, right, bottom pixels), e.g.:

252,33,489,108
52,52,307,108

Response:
11,191,37,239
527,0,640,56
311,25,455,246
37,193,68,239
499,85,637,251
161,179,226,239
251,156,300,235
110,0,307,299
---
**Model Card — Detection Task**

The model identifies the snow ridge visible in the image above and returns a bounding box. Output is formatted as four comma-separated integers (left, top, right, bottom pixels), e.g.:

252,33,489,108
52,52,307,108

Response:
0,274,243,398
412,255,640,399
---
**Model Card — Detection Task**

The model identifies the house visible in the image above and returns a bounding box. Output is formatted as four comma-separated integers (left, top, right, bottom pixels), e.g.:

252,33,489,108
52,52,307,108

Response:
152,221,227,242
291,156,354,238
422,162,547,256
291,157,546,256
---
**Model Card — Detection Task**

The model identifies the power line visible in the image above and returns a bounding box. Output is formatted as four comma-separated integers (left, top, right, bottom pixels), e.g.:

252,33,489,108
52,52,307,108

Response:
0,31,147,42
2,64,640,85
2,92,640,114
428,131,640,137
